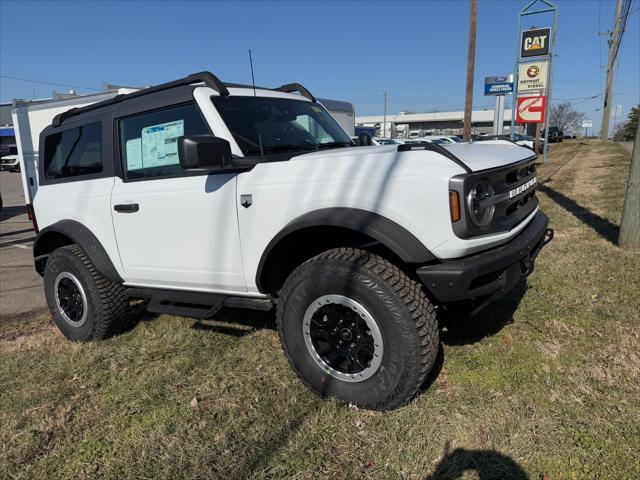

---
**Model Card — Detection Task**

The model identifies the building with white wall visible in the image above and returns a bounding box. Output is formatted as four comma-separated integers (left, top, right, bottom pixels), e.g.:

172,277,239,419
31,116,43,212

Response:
356,109,521,137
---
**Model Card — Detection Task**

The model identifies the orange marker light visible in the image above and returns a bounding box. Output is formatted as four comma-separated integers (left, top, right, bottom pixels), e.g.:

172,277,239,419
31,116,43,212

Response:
449,191,461,222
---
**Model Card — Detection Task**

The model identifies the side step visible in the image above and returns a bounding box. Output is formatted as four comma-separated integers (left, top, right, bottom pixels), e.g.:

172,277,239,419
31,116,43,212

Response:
125,287,273,319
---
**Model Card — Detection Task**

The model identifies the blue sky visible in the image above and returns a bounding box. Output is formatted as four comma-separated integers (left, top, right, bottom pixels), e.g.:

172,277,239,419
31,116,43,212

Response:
1,0,638,133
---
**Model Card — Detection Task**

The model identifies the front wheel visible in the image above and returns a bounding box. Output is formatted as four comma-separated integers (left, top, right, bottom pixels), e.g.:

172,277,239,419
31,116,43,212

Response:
277,248,439,410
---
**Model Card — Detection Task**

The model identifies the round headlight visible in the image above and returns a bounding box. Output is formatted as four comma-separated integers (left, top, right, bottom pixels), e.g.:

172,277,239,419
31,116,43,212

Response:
467,179,495,228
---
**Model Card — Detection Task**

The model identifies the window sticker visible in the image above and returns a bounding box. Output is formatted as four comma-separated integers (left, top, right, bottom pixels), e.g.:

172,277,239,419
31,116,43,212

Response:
311,106,323,113
140,119,184,168
125,138,143,170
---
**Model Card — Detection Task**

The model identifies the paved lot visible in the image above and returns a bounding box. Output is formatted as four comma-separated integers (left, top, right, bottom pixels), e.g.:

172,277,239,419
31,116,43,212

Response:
0,171,47,320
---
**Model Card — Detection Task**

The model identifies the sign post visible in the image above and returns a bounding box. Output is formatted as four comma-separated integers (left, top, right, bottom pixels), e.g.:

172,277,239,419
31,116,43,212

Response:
510,0,558,163
581,119,593,137
484,75,514,135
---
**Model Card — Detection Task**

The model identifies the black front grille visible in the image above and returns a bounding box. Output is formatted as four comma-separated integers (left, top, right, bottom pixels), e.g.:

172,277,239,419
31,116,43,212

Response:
449,157,539,239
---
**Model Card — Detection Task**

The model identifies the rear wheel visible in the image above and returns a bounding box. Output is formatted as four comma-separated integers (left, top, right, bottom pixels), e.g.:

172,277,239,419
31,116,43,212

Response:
277,248,439,410
44,244,131,341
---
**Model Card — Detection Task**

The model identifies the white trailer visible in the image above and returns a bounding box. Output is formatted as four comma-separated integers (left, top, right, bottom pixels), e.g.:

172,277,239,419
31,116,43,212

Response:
11,89,135,206
318,98,355,136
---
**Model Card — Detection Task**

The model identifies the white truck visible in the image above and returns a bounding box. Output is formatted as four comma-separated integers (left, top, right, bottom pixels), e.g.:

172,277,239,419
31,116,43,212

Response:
18,71,552,410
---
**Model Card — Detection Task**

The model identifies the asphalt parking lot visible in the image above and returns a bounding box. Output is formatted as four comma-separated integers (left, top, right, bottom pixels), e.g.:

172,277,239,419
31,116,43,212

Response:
0,171,46,320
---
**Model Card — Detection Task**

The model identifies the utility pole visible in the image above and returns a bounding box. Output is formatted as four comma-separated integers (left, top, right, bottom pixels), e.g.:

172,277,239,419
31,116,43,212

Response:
619,120,640,249
463,0,477,141
601,0,630,140
382,91,388,138
612,104,622,138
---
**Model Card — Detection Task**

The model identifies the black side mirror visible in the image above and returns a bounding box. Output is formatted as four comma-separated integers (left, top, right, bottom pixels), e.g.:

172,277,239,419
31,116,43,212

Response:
358,132,373,146
178,135,232,171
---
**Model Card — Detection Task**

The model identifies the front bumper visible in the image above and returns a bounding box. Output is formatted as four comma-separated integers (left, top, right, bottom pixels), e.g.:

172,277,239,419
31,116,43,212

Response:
417,211,553,303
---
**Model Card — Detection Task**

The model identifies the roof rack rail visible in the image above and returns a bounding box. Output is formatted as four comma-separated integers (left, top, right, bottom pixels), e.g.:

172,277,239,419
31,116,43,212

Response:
276,83,316,103
52,71,230,127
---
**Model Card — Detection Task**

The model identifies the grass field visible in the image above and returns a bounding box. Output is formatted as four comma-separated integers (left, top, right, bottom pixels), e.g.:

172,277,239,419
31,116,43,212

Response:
1,141,639,479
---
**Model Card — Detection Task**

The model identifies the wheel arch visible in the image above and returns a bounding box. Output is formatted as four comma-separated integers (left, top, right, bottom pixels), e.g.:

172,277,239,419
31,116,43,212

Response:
33,220,123,282
256,208,435,295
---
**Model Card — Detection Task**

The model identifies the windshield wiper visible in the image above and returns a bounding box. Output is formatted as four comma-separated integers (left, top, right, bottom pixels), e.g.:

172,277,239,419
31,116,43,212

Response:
316,141,355,150
245,144,318,155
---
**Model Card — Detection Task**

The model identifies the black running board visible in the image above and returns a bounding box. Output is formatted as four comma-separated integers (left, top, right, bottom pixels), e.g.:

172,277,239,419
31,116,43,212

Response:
125,287,273,319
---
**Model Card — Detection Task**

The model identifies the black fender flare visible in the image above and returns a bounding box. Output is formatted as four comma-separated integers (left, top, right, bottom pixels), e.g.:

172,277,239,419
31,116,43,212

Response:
256,207,436,291
33,220,123,283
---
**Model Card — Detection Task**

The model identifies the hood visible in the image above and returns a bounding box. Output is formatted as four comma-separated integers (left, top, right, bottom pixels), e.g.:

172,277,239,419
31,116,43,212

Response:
442,143,536,172
289,143,534,173
290,144,398,161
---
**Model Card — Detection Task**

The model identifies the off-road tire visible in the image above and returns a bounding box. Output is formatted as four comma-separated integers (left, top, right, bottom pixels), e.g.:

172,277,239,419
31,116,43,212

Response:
277,247,439,410
44,244,131,341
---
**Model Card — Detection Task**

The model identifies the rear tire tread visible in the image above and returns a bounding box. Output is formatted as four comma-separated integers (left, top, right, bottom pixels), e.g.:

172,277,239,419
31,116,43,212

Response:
58,244,131,340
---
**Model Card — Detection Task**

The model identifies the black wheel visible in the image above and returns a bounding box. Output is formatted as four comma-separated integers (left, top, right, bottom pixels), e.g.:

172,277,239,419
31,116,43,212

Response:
44,244,131,341
277,248,439,410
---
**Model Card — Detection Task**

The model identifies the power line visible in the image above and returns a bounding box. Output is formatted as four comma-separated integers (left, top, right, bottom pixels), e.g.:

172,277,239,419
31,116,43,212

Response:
0,75,101,91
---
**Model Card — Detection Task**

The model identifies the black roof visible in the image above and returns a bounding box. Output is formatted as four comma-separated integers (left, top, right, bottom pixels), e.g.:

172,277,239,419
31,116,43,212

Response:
51,71,316,128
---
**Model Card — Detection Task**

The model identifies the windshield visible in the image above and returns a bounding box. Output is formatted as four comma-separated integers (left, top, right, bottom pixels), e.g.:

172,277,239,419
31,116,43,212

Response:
211,96,353,157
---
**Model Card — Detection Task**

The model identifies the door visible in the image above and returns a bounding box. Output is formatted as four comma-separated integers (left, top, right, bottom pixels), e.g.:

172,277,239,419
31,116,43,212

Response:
110,103,246,293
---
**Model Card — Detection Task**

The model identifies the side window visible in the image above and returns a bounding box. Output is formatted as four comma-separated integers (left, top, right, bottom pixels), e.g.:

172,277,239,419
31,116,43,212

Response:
44,122,102,179
119,103,210,180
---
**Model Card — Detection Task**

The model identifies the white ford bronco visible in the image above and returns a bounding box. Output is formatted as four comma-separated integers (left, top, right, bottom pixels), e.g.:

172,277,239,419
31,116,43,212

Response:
24,71,552,410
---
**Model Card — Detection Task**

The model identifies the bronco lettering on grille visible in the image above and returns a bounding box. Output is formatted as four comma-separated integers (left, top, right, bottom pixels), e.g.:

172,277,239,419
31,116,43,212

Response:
509,176,537,199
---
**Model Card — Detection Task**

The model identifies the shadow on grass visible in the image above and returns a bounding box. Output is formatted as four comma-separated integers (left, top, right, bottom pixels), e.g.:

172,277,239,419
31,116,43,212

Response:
439,279,528,347
229,401,320,480
538,184,619,244
191,307,276,337
426,443,528,479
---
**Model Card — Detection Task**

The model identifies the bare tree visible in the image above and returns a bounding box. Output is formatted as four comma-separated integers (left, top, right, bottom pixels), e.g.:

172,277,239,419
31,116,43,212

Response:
549,102,586,133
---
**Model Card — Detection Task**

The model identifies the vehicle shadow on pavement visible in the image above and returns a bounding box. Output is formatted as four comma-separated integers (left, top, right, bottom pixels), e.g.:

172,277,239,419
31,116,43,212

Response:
425,442,528,479
537,184,619,244
439,279,528,347
0,205,27,222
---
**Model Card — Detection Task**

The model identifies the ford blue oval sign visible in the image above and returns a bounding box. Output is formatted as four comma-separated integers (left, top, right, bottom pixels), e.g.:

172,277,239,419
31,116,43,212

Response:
484,76,514,96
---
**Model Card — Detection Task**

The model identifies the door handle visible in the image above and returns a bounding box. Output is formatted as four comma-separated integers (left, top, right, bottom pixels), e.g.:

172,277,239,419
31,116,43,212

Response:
114,203,139,213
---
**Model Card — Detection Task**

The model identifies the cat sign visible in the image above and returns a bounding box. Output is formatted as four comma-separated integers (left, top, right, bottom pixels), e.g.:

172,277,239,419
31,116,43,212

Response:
516,96,547,123
521,28,551,58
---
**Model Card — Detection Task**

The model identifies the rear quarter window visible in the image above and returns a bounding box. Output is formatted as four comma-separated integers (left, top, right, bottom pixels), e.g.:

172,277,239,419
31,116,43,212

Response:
44,122,102,179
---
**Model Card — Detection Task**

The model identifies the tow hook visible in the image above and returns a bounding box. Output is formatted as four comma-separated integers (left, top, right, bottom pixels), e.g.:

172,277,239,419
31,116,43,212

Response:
543,228,554,245
522,258,534,277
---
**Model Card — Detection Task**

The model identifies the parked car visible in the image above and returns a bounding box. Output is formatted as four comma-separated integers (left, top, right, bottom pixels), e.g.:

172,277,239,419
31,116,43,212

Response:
420,136,456,144
439,135,463,143
21,71,552,410
475,134,544,153
547,127,563,143
407,137,447,145
375,138,405,145
0,154,21,172
351,135,379,146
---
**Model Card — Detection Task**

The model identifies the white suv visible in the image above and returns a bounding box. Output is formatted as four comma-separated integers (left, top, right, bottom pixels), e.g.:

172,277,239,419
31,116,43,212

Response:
24,71,552,410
